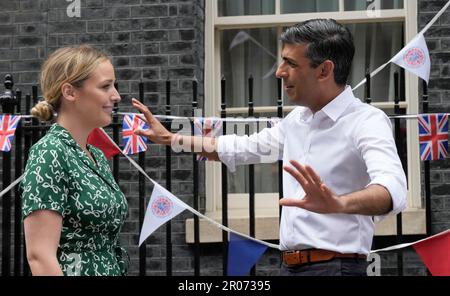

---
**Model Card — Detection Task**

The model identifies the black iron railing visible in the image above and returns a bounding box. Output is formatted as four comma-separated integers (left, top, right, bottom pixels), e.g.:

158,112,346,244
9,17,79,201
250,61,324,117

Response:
0,73,431,276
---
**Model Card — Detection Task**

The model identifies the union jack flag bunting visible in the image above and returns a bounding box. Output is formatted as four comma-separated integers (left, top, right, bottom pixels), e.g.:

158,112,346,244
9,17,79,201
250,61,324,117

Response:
418,114,448,161
0,115,21,152
122,114,149,155
193,118,223,161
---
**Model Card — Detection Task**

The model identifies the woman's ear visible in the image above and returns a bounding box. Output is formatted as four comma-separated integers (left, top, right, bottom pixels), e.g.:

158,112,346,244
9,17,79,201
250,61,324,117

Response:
61,83,77,102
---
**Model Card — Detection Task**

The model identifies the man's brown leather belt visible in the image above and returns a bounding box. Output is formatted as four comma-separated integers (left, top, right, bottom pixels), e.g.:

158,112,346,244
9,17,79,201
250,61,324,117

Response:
282,249,367,266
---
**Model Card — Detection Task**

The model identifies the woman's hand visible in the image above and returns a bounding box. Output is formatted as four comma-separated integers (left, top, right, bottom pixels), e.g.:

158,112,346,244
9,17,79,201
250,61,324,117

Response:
131,98,174,146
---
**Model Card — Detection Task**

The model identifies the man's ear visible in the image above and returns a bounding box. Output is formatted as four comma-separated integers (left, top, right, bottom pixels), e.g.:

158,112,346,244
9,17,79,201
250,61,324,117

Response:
317,60,335,82
61,83,77,102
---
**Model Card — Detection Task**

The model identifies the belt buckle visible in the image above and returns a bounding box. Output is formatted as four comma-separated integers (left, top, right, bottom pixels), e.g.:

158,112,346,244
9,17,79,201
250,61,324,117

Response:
283,251,302,266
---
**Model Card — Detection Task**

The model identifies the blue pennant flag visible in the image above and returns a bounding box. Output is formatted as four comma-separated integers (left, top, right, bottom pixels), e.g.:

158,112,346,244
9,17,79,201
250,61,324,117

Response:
227,233,268,276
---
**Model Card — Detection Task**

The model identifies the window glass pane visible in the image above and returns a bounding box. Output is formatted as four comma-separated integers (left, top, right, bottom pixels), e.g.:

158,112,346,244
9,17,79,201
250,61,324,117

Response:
218,0,275,16
346,22,405,102
221,28,278,108
278,22,404,103
344,0,404,11
229,163,279,193
281,0,338,13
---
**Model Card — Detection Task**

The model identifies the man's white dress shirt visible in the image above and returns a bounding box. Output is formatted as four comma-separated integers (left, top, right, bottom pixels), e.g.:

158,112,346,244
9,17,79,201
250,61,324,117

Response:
217,86,407,255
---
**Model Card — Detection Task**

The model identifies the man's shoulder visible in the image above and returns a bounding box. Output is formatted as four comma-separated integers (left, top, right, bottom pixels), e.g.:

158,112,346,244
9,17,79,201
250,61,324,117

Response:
284,106,306,121
344,99,388,122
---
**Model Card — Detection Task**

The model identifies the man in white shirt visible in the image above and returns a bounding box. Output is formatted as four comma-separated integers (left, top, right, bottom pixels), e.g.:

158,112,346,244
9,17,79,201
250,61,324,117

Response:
131,19,407,276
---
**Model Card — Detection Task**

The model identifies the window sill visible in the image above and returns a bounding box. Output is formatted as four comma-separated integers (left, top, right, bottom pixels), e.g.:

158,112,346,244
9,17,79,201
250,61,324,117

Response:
185,208,426,243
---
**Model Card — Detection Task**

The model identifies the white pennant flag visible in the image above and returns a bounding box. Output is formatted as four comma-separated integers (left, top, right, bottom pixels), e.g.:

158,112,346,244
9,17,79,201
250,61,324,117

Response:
139,182,187,246
229,31,251,50
391,33,431,83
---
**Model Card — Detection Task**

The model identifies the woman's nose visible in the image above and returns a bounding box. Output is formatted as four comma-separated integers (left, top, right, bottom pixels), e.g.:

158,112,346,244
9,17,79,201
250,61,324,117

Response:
112,87,121,103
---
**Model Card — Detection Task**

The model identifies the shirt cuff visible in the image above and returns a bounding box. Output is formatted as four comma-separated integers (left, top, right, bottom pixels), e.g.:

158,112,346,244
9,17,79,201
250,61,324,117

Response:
369,175,407,222
217,135,237,172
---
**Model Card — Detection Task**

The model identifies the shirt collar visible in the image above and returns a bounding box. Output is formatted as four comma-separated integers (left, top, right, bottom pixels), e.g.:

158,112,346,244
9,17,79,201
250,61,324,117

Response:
48,123,97,166
299,108,313,123
321,86,356,122
47,123,79,147
298,86,356,123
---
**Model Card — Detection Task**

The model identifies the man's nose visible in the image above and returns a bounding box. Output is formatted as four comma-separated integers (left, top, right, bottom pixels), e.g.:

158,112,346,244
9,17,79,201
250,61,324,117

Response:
276,64,287,78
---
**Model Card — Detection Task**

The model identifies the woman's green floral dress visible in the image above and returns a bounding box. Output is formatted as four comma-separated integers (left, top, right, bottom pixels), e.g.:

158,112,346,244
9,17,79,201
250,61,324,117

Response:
21,124,129,276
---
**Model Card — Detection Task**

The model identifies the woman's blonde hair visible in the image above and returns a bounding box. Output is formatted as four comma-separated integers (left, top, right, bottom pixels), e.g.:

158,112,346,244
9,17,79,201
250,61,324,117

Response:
31,45,110,121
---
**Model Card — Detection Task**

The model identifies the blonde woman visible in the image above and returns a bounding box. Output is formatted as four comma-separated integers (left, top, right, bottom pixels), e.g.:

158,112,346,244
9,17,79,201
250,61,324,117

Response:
21,45,128,276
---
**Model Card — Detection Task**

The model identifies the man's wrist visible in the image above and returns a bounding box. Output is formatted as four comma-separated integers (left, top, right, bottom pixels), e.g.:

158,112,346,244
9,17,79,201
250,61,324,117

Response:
336,195,352,214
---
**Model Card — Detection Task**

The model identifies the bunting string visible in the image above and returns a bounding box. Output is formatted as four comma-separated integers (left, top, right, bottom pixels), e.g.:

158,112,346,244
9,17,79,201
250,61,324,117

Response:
1,127,448,252
0,174,24,199
96,128,280,249
10,113,450,122
371,229,450,253
121,112,450,122
2,0,450,255
352,0,450,91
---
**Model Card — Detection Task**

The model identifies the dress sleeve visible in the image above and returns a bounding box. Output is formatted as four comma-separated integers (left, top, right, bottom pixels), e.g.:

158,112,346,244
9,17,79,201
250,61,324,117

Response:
21,141,69,219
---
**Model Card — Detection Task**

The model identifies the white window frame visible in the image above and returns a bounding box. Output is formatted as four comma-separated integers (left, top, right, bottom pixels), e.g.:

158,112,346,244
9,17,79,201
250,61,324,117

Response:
188,0,424,242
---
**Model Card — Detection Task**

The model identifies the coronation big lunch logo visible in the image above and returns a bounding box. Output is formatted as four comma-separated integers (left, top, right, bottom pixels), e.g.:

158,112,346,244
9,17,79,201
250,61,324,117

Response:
151,196,173,218
404,47,426,68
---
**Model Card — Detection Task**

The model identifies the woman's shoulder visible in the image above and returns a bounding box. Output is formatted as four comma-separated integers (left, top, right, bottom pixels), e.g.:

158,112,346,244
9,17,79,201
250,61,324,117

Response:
27,132,69,164
32,134,65,152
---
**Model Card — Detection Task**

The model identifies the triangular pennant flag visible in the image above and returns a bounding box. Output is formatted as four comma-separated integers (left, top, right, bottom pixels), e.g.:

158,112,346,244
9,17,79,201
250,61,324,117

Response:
87,128,121,159
262,62,278,80
413,230,450,276
0,115,21,152
122,114,149,155
391,33,431,83
139,182,187,246
193,118,223,161
418,114,449,161
227,233,268,276
229,31,251,50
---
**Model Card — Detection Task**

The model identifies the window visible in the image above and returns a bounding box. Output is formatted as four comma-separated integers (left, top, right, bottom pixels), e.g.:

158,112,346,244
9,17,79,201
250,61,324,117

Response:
218,0,275,16
190,0,424,242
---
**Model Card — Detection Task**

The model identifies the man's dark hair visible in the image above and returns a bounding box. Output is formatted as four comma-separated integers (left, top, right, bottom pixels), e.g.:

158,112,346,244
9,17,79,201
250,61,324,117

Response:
281,19,355,86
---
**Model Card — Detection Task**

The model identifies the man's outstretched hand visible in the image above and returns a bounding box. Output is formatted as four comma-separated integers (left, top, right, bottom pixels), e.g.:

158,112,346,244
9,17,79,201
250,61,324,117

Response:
131,98,173,146
280,160,345,214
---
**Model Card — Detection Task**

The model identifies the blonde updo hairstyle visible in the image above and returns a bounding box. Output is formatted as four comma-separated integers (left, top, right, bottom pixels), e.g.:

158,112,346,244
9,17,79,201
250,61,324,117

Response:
31,45,110,121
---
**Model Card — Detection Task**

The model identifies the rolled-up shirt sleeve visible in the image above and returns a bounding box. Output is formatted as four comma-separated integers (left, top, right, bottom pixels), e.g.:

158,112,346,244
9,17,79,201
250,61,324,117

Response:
217,120,285,172
355,110,407,220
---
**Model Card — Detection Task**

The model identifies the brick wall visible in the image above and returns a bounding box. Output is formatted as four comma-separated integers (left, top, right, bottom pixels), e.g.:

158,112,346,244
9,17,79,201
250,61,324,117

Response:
1,0,448,276
376,0,450,277
420,0,450,234
0,0,206,276
372,0,450,277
